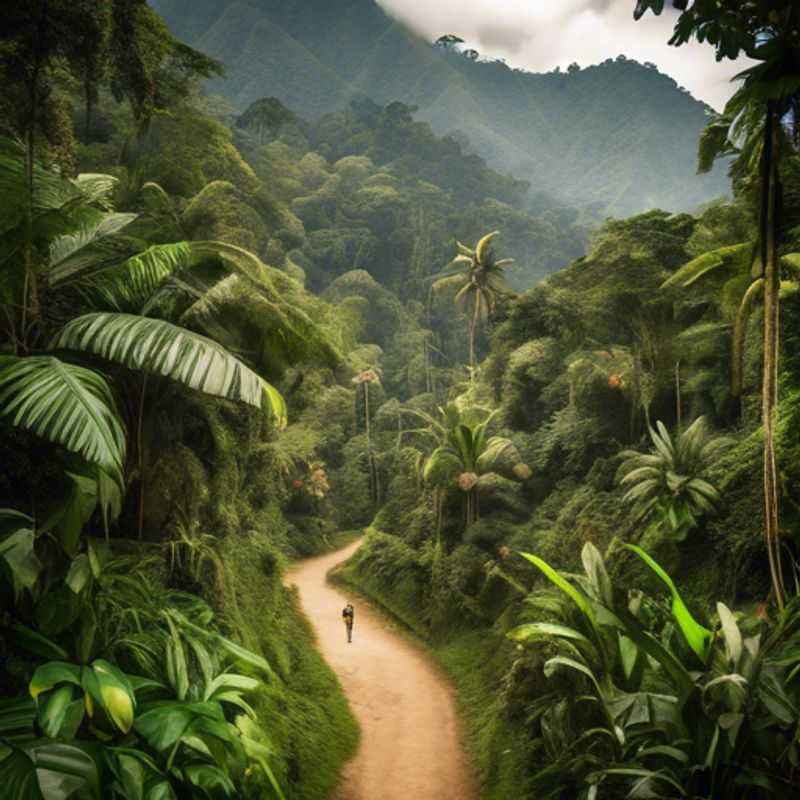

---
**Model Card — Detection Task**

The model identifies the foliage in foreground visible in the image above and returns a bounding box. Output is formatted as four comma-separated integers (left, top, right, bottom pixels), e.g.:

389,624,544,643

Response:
0,543,283,800
511,542,800,799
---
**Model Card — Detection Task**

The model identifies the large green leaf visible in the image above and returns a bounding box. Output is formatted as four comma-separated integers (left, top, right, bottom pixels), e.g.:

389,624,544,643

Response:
135,702,230,753
181,764,235,797
6,622,68,661
423,447,462,486
30,662,82,700
544,656,607,700
48,212,138,285
37,686,84,740
581,543,613,608
91,660,136,734
662,243,751,288
519,552,596,624
52,313,280,415
0,697,36,738
716,602,743,666
0,510,41,597
0,741,100,800
508,622,595,651
52,472,102,556
625,544,712,662
0,356,126,486
80,243,193,310
475,435,520,477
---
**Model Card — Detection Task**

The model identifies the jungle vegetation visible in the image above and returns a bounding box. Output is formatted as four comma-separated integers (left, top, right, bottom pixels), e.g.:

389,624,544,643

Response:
1,1,800,799
150,0,731,216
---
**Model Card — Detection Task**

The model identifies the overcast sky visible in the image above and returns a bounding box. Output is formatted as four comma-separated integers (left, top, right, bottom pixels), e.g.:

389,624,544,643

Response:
377,0,748,111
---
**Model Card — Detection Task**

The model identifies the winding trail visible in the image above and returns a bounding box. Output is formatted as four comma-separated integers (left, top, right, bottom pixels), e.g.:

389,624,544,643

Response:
286,538,476,800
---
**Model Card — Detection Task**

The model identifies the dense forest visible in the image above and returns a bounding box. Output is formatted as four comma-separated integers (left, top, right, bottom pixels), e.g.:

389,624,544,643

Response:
151,0,731,216
1,1,800,799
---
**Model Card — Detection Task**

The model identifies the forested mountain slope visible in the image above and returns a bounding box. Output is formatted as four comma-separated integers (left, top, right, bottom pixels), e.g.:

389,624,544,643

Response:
152,0,730,216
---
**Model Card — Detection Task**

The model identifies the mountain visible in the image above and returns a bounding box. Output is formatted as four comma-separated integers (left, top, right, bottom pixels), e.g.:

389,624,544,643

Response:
151,0,730,217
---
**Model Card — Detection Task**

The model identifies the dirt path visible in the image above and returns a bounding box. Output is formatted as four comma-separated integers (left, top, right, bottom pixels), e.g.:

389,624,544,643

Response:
286,538,476,800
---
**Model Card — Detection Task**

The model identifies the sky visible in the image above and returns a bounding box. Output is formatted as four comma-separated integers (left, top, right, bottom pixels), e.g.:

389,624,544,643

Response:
377,0,749,111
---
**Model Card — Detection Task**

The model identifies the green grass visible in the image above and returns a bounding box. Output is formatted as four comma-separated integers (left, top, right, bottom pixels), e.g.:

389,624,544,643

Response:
217,529,360,799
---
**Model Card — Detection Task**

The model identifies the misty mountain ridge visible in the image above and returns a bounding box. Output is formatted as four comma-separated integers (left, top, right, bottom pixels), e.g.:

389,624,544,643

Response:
152,0,730,217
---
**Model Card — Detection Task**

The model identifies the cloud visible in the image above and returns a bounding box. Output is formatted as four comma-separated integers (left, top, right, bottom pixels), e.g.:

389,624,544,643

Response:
377,0,749,110
475,22,533,54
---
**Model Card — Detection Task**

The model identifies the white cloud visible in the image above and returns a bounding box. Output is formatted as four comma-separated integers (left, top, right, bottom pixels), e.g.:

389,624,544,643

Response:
377,0,748,110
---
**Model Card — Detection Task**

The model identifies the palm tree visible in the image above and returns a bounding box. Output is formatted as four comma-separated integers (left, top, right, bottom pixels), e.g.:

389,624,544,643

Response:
352,368,382,506
411,403,530,532
618,417,732,542
430,231,514,374
635,0,800,607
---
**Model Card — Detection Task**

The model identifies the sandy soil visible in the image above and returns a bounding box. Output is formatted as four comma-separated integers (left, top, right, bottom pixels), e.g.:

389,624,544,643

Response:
286,538,477,800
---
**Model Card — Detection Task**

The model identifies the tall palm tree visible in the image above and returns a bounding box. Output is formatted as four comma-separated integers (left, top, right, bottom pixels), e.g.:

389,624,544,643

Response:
431,231,514,374
352,368,382,507
635,0,800,608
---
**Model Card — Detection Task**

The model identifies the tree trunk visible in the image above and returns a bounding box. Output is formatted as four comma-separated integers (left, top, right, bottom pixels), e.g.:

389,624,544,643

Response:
364,382,377,506
762,102,785,609
469,291,480,377
137,373,148,542
731,278,764,401
435,489,443,549
675,361,682,433
84,81,94,144
21,73,41,351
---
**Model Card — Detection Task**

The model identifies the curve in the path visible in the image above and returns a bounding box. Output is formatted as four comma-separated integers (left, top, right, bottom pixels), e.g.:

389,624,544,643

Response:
286,538,476,800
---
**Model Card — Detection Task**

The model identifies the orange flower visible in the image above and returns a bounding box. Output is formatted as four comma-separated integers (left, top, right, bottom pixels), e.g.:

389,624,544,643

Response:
608,373,623,389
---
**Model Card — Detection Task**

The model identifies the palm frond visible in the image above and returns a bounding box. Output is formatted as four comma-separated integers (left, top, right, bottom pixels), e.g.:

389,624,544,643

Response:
431,273,468,296
662,243,751,289
697,115,736,174
52,313,280,415
181,274,340,373
48,212,138,284
85,243,194,312
475,231,500,264
141,182,175,215
0,356,126,484
74,174,119,210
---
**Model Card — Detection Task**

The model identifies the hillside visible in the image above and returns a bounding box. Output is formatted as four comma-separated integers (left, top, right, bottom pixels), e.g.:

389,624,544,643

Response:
152,0,730,216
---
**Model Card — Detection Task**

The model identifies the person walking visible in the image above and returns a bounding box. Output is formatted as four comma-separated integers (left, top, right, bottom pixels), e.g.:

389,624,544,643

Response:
342,603,355,643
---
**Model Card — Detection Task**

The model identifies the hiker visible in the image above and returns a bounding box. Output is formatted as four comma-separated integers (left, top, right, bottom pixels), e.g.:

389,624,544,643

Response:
342,603,355,643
